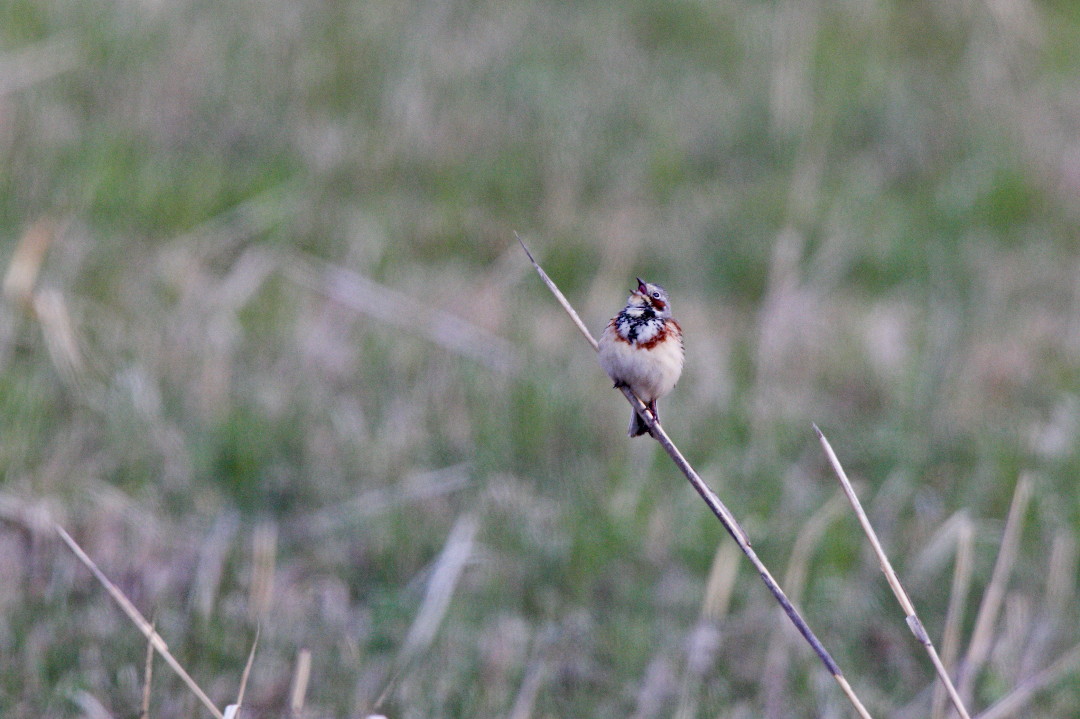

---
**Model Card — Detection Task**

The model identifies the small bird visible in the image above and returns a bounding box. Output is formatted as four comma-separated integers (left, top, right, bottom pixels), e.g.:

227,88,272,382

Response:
598,278,685,437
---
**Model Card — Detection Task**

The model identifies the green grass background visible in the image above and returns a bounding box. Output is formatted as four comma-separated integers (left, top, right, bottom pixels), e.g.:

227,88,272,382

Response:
3,0,1080,716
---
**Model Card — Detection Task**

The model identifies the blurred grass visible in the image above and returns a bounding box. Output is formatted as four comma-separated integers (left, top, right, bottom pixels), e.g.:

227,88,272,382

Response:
3,0,1080,717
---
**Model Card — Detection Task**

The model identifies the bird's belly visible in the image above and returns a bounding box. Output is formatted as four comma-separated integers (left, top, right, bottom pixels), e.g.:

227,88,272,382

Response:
599,333,683,403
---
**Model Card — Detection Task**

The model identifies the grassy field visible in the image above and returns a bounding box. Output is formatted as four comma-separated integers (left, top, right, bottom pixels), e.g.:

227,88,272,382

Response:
3,0,1080,716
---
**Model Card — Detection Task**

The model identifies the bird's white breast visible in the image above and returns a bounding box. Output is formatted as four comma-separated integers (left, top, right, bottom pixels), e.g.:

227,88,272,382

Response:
598,321,684,404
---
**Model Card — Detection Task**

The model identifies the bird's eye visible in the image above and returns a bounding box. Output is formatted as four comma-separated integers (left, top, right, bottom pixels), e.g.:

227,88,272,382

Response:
652,292,661,299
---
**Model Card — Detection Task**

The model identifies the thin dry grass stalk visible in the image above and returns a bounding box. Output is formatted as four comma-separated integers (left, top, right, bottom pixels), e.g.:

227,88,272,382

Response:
701,539,741,622
54,523,225,719
285,254,520,374
290,648,312,716
249,521,277,620
973,640,1080,719
139,617,156,719
3,217,55,308
815,425,971,719
227,625,260,716
1018,530,1077,677
373,513,479,712
932,514,974,719
674,542,739,719
764,493,847,719
222,626,260,716
957,474,1032,708
32,287,85,382
518,236,872,719
507,652,547,719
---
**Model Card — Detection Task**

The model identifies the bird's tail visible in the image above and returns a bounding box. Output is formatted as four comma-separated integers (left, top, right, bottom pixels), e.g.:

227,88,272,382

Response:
627,403,655,437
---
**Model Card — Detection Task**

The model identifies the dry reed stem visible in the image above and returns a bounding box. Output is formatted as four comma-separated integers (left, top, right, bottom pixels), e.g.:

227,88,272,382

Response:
249,521,277,620
700,539,741,622
675,542,740,719
764,493,847,719
1019,530,1077,677
296,463,470,536
515,234,599,352
217,626,259,719
519,237,872,719
234,626,260,708
400,513,478,659
3,218,55,307
139,618,156,719
33,288,85,382
932,514,974,719
285,254,520,374
783,493,847,606
815,425,971,719
972,640,1080,719
507,652,547,719
957,474,1032,707
290,648,312,716
54,523,225,719
193,513,240,619
961,527,1080,719
373,513,479,712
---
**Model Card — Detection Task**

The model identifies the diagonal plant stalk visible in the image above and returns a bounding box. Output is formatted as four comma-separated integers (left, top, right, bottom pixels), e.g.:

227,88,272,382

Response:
55,523,225,719
518,235,872,719
957,474,1031,708
814,425,972,719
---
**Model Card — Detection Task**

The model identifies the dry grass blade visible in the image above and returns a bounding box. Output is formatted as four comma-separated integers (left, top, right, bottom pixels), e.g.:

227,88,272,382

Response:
374,514,479,712
764,493,846,719
508,652,548,719
515,233,599,353
957,474,1033,707
675,543,740,719
932,515,974,719
290,648,312,716
519,238,872,719
814,425,971,719
1018,530,1077,678
235,625,260,709
700,540,741,622
285,254,520,374
139,617,156,719
296,464,470,536
783,492,847,606
54,523,225,719
972,641,1080,719
400,513,478,659
3,217,55,307
32,288,85,382
249,521,277,620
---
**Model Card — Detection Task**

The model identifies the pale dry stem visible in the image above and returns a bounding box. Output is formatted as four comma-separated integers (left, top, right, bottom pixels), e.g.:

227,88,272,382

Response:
286,254,521,374
519,237,872,719
139,617,156,719
290,648,313,716
932,514,974,719
764,493,847,719
973,641,1080,719
815,425,971,719
231,625,260,712
373,513,479,711
957,474,1032,707
54,523,225,719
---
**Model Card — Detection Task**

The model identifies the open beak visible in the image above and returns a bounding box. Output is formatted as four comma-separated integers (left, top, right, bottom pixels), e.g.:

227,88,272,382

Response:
636,277,648,294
